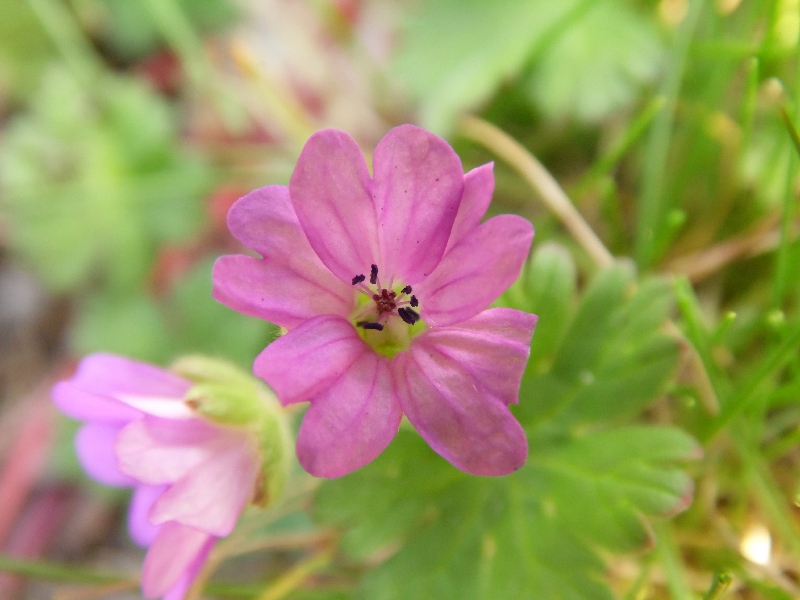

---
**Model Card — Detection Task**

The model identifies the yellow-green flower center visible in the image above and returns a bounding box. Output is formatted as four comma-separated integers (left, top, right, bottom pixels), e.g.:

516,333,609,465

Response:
349,264,426,359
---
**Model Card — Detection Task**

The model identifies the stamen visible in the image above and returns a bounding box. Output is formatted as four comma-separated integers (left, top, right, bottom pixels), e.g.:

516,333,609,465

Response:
397,308,419,325
357,321,384,331
410,295,419,307
370,264,379,285
401,285,412,295
352,274,366,285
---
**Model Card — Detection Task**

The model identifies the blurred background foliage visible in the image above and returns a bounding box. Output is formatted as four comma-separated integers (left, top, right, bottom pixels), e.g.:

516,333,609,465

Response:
0,0,799,599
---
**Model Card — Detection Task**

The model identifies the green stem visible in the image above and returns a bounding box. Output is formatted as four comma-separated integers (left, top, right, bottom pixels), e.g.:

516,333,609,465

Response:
734,422,800,560
140,0,206,84
635,0,705,268
771,104,800,307
26,0,103,86
0,555,124,585
0,555,266,599
702,318,800,442
702,572,732,600
572,96,666,199
653,520,693,600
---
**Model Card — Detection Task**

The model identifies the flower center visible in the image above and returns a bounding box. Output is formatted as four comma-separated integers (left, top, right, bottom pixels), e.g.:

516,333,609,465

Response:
349,264,424,358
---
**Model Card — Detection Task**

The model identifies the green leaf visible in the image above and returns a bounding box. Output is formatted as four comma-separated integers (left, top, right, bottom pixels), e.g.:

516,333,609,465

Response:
72,292,172,363
0,69,212,293
525,0,664,123
0,0,55,100
518,263,679,428
500,242,577,368
315,426,698,600
98,0,238,60
531,426,700,552
391,0,585,132
168,259,277,369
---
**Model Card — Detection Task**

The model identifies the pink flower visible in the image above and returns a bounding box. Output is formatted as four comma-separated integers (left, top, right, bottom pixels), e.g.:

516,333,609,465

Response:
52,354,263,600
213,125,536,477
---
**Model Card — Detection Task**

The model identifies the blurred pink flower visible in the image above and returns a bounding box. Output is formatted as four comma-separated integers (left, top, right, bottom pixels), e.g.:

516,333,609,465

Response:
213,125,536,478
52,354,261,600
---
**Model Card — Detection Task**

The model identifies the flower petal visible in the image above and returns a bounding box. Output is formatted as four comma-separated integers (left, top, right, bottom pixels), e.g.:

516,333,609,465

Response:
418,308,537,405
394,336,529,476
149,435,259,536
52,354,189,423
289,130,380,283
141,522,214,599
372,125,464,284
162,536,215,600
445,163,494,253
297,351,401,478
417,214,533,327
254,314,366,406
74,423,135,486
116,417,224,486
52,381,141,424
213,186,354,329
213,255,354,329
128,484,167,547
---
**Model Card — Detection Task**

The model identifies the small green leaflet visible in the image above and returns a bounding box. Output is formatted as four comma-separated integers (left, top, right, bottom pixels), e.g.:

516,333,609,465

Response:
525,0,664,123
315,427,698,600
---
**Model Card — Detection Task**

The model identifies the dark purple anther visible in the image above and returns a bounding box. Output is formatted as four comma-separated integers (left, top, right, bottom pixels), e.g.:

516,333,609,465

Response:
401,285,412,295
352,274,366,285
370,264,378,285
407,308,420,323
397,308,417,325
358,321,384,331
410,295,419,307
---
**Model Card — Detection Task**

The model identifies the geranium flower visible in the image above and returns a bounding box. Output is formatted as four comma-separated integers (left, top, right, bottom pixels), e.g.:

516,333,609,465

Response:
52,354,277,600
213,125,536,478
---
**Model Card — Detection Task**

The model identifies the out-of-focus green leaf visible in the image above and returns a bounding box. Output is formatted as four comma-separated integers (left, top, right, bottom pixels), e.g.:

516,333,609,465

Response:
525,0,664,123
391,0,585,132
168,259,277,369
72,291,171,363
315,426,697,600
518,262,679,428
0,0,55,99
70,258,275,366
0,68,212,293
96,0,238,60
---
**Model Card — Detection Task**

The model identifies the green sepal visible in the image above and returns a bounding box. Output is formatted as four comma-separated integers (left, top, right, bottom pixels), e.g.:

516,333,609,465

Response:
171,355,293,507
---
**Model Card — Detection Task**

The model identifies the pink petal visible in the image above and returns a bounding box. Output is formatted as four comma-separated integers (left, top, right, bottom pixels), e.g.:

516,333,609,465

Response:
444,163,495,253
149,435,259,536
418,308,537,405
372,125,464,284
74,423,135,487
141,522,214,599
162,536,215,600
52,354,191,423
254,314,366,406
289,130,380,283
52,381,141,424
416,214,533,327
394,336,529,476
116,417,225,486
128,484,167,547
213,186,354,329
297,352,402,478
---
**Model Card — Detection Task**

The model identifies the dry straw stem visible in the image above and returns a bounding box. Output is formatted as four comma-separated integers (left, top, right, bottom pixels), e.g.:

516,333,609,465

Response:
459,116,615,270
665,215,799,283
